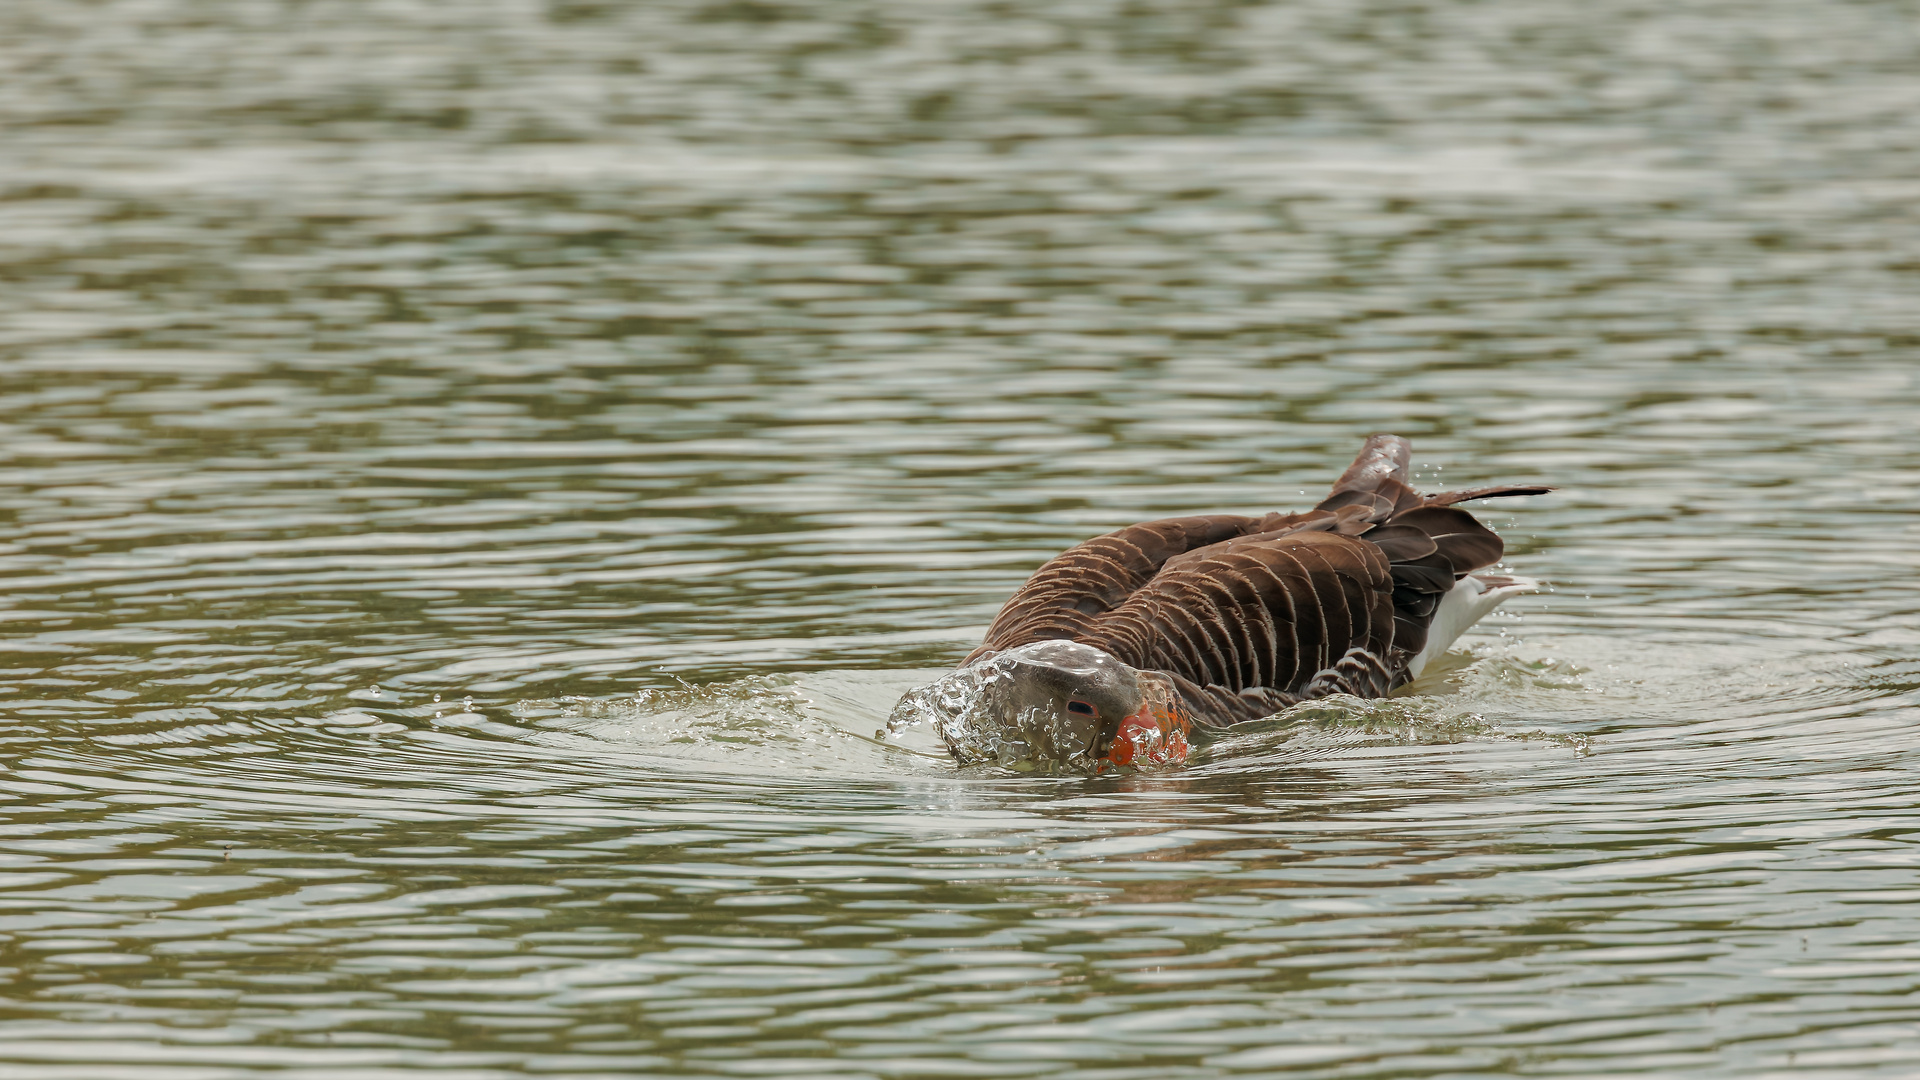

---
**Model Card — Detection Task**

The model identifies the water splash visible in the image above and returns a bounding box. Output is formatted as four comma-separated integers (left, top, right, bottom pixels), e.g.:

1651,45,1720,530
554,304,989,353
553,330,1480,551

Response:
883,641,1186,774
508,671,957,777
884,656,1080,773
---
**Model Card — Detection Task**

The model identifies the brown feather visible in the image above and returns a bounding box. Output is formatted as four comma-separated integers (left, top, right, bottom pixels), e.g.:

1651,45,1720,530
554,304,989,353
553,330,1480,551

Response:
1387,505,1505,575
1330,434,1412,494
1365,524,1439,563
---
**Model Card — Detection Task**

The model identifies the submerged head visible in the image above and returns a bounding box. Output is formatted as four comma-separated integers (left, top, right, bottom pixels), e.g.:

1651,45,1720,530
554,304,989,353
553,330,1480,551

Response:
887,639,1190,772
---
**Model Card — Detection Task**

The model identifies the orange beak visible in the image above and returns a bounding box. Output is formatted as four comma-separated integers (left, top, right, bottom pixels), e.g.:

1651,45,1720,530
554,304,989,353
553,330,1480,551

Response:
1099,700,1191,769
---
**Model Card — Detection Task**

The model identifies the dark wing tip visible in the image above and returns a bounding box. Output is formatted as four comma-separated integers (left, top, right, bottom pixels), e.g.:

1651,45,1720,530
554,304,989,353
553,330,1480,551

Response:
1424,484,1556,506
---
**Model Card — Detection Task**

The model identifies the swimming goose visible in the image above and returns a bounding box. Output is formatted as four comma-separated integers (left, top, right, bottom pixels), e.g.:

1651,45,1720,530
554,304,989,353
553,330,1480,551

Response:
888,435,1551,770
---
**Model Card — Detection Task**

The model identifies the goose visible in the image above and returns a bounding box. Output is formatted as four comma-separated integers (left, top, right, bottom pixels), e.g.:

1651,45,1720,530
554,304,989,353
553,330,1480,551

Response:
887,434,1551,770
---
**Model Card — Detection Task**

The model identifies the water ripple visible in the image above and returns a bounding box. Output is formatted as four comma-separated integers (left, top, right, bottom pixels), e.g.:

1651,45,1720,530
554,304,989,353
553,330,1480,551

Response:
5,0,1920,1074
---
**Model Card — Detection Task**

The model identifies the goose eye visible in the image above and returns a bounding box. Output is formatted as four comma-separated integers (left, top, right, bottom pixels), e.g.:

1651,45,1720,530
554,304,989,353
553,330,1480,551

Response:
1066,700,1095,716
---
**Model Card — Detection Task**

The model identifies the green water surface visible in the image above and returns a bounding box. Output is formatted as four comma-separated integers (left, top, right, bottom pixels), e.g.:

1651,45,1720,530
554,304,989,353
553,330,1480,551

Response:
4,0,1920,1076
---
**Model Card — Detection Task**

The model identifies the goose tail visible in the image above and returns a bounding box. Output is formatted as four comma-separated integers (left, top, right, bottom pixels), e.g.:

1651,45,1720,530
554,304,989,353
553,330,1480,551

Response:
1405,572,1538,680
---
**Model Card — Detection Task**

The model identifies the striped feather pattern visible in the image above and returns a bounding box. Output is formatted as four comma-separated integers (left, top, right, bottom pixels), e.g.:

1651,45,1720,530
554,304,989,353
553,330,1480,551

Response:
968,435,1550,727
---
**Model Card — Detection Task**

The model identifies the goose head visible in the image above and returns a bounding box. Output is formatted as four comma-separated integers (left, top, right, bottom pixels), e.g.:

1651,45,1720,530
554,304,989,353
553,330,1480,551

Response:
887,639,1190,771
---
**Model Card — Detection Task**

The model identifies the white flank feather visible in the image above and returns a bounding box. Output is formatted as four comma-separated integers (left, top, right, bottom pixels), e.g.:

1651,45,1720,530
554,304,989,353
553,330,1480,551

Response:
1405,573,1539,680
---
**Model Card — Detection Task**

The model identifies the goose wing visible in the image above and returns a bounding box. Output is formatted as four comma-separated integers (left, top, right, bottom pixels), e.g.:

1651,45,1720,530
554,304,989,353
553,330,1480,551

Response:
972,514,1265,661
1077,528,1400,722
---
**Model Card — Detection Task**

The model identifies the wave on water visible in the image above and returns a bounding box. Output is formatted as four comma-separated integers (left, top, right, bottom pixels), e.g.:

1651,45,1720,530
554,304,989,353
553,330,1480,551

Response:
511,669,956,777
493,643,1619,781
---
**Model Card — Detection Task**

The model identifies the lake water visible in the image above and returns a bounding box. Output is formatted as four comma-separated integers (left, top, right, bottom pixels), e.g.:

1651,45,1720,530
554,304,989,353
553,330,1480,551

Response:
4,0,1920,1076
